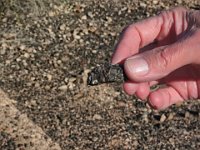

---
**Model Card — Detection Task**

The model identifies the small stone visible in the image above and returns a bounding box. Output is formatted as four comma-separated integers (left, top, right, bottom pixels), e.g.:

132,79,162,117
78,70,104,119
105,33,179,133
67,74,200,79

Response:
47,74,53,81
59,24,66,31
177,0,182,4
153,0,158,4
5,60,11,64
73,30,81,39
142,113,149,123
93,114,102,120
0,49,6,55
35,83,40,88
93,137,98,142
24,53,30,58
167,113,174,120
26,82,32,86
30,100,37,106
49,11,55,17
2,18,7,22
68,82,75,90
83,28,88,35
160,114,166,123
45,85,51,90
117,101,126,107
57,60,62,64
2,43,7,48
185,111,190,118
140,2,147,7
87,63,125,85
23,60,28,66
81,15,87,20
82,69,91,86
58,85,68,91
20,45,26,50
92,50,97,54
16,58,21,62
31,77,36,81
64,78,68,83
106,17,112,23
69,77,76,83
87,12,93,18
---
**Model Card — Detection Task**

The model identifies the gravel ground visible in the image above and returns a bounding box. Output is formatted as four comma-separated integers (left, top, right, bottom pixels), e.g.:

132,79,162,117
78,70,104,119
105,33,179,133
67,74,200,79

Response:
0,0,200,149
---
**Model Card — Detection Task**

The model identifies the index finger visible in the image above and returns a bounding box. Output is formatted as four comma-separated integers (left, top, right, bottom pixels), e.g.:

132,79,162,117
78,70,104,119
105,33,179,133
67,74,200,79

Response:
111,7,188,64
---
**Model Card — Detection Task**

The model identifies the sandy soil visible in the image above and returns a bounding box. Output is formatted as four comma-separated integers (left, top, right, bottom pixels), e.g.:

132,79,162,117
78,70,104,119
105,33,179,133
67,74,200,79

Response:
0,0,200,149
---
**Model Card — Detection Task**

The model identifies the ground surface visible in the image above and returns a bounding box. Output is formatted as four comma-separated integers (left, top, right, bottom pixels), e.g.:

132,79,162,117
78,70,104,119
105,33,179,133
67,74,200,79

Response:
0,0,200,149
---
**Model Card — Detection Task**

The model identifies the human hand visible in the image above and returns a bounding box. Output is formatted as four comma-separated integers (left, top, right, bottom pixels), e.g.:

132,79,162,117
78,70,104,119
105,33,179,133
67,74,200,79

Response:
112,7,200,110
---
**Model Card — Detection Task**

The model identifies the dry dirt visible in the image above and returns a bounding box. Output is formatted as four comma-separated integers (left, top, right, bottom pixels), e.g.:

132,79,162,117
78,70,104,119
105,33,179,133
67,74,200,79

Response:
0,0,200,149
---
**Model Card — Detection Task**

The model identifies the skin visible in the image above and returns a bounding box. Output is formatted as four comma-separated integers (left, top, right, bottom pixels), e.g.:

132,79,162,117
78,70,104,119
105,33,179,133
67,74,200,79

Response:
111,7,200,110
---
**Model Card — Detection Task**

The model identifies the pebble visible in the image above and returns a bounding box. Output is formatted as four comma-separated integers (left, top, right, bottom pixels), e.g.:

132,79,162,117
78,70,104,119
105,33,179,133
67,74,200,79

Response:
0,49,6,55
92,50,97,54
64,78,68,83
24,53,30,58
153,0,158,5
16,58,21,62
58,85,68,91
167,113,174,120
45,85,51,90
22,60,28,66
87,12,93,18
177,0,183,4
68,77,76,83
106,17,112,23
117,101,126,107
93,114,102,120
59,24,66,31
160,114,166,123
1,1,198,149
49,11,55,17
81,15,87,20
35,83,40,88
142,113,149,123
47,74,53,81
73,30,81,39
139,2,147,7
185,111,190,118
5,60,11,64
68,82,75,90
2,43,7,49
2,18,7,22
57,60,62,64
20,45,26,50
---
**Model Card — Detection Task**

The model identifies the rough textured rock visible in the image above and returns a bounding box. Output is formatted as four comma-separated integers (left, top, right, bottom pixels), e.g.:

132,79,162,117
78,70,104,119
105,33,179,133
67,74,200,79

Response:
0,0,200,149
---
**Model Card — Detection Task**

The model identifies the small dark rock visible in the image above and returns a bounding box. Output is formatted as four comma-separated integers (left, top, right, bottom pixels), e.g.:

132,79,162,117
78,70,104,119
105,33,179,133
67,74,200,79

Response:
87,62,126,85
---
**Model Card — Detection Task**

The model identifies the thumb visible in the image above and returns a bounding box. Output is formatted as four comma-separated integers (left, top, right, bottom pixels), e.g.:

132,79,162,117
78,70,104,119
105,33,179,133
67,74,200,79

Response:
124,37,199,82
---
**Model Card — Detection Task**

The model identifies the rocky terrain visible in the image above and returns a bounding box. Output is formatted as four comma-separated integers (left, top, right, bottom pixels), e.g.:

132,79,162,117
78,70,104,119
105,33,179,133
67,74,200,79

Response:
0,0,200,149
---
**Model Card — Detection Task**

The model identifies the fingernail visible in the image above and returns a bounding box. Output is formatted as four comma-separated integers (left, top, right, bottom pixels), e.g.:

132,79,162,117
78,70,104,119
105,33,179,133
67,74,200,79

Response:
125,56,149,76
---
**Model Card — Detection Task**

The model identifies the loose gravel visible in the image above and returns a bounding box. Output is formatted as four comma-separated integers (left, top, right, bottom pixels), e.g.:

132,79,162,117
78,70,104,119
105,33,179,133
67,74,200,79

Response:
0,0,200,149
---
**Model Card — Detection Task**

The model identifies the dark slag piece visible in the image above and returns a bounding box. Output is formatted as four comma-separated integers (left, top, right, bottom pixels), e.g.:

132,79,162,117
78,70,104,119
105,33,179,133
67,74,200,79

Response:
87,63,126,85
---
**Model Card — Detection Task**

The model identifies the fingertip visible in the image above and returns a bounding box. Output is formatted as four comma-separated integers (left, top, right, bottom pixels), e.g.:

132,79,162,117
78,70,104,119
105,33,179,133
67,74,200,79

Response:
111,48,132,65
111,55,118,65
135,82,150,100
148,91,164,109
148,87,184,110
123,82,138,95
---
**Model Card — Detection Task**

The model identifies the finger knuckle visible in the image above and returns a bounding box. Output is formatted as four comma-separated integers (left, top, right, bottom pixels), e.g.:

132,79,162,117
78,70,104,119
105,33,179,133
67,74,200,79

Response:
157,48,172,69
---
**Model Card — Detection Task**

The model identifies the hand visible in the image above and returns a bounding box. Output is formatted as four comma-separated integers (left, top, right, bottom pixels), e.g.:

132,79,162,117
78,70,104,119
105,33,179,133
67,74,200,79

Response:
111,7,200,110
